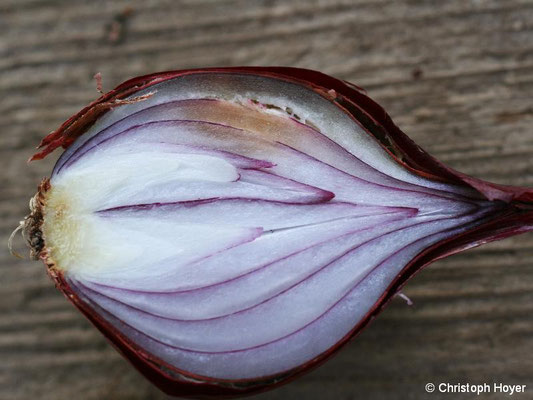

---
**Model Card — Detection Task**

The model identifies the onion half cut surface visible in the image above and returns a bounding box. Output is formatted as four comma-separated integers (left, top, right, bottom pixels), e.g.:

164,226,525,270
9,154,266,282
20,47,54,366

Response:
23,68,533,398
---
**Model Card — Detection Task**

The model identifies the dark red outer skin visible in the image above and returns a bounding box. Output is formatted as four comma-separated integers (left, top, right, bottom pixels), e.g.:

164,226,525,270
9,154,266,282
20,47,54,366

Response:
34,67,533,398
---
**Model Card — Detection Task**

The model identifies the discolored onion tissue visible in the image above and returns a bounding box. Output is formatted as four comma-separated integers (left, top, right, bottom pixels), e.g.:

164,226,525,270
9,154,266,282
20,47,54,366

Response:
16,68,533,398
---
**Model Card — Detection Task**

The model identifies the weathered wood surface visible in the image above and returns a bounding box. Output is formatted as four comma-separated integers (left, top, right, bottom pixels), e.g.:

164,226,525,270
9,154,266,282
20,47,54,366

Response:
1,1,533,399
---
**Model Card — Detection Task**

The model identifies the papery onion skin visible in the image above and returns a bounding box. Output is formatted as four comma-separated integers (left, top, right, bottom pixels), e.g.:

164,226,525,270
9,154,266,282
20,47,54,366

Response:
25,67,533,399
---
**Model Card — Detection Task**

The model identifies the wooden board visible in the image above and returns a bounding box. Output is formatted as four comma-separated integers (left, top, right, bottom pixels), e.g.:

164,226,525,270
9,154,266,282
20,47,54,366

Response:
1,1,532,399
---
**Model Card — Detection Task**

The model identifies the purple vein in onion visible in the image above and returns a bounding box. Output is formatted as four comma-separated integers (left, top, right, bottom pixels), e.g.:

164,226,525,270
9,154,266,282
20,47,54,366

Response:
17,68,532,398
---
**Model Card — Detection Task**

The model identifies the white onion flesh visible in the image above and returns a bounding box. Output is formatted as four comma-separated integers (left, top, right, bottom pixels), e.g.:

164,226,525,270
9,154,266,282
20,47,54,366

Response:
42,73,496,381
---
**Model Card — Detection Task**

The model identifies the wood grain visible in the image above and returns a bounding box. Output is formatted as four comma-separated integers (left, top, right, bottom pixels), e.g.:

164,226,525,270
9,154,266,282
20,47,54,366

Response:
1,1,532,399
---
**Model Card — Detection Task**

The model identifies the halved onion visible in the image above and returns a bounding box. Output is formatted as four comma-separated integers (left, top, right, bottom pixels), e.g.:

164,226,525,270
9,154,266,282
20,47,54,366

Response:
20,67,533,398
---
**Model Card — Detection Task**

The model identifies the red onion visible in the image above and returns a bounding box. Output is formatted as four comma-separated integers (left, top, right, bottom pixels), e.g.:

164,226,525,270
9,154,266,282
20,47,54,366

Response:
17,67,533,398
